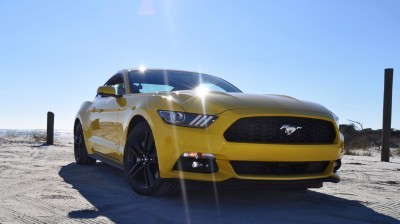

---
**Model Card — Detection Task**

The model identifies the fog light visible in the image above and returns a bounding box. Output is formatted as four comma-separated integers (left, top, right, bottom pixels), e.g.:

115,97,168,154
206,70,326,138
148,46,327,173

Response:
173,152,218,173
182,152,215,159
334,159,341,172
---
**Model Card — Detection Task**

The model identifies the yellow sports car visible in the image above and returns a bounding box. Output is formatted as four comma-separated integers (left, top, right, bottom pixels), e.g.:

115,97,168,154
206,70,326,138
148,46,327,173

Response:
74,68,343,196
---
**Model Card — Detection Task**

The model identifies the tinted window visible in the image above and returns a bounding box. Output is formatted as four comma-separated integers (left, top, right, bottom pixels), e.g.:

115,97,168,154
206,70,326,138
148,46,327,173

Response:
104,74,125,96
128,70,241,94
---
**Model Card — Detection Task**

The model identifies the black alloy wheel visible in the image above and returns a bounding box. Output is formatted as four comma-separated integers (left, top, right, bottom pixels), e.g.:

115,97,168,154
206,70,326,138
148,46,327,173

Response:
74,123,96,165
124,121,176,196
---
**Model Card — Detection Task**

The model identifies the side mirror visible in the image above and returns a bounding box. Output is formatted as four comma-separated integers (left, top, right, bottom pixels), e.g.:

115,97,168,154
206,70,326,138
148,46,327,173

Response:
97,86,122,98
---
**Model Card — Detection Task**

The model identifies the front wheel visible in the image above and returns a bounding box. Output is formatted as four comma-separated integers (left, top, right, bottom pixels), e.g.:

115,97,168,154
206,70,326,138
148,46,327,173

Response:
123,121,177,196
74,123,96,165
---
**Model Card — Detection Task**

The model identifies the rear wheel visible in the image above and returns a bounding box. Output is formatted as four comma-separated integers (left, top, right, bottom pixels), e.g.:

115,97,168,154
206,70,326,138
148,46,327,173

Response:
124,121,177,196
74,123,96,165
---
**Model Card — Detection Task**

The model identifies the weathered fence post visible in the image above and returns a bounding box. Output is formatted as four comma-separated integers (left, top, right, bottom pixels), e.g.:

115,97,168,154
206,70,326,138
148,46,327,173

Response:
47,112,54,145
381,68,393,162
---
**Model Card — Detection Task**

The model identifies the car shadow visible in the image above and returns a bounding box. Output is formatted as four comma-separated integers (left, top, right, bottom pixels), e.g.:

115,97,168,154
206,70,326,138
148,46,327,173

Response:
59,162,399,224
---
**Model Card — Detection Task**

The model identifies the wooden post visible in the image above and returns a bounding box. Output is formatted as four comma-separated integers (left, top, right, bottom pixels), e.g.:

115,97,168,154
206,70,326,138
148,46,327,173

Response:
47,112,54,145
381,68,393,162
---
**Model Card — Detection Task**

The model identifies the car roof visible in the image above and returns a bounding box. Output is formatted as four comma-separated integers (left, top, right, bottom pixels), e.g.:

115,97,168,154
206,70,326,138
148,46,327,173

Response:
118,68,211,75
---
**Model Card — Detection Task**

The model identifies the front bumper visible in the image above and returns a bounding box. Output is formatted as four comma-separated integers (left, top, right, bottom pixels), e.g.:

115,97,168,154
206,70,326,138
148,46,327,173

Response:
150,109,344,183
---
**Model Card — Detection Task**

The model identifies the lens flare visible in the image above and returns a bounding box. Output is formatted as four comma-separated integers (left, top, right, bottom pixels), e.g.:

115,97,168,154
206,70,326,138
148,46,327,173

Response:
195,85,210,97
138,65,146,73
196,76,222,222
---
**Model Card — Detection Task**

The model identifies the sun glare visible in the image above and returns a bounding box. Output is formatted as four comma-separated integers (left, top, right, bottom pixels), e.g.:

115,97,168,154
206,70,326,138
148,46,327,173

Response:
161,95,173,101
195,85,210,97
138,65,146,73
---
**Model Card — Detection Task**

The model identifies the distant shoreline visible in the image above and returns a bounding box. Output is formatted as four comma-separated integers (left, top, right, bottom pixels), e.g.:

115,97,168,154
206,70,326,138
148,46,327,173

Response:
0,129,72,137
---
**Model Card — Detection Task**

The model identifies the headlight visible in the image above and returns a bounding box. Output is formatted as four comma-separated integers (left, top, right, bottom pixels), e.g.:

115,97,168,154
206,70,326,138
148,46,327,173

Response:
158,110,218,128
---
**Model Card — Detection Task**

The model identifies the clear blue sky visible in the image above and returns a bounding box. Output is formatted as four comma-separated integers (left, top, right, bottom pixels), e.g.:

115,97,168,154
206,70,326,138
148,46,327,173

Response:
1,0,399,130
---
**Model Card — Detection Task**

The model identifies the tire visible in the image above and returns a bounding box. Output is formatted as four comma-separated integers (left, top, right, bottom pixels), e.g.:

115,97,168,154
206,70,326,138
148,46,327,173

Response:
74,122,96,165
123,121,177,196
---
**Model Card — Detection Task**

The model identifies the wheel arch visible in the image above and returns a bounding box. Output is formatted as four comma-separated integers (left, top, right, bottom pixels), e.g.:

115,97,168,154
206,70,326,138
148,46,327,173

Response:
126,115,148,137
74,118,81,131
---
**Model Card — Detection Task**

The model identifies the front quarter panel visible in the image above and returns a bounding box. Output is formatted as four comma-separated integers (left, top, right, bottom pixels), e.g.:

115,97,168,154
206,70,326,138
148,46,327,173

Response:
75,101,94,154
117,94,185,161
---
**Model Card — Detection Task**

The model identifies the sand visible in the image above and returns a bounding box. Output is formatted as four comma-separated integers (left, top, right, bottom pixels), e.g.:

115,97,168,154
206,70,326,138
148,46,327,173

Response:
0,131,399,224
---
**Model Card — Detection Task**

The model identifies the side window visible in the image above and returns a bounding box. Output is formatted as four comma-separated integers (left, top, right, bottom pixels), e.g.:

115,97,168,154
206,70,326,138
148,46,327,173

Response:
103,74,125,96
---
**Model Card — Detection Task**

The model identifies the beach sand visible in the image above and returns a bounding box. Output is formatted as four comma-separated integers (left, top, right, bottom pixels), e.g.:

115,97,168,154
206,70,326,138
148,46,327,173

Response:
0,131,399,223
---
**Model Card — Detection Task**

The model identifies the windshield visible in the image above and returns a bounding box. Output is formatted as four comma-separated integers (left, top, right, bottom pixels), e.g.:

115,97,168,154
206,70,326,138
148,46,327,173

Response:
128,70,242,94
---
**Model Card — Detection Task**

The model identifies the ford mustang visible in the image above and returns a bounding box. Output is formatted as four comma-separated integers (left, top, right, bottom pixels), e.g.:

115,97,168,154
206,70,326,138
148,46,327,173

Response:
74,68,344,196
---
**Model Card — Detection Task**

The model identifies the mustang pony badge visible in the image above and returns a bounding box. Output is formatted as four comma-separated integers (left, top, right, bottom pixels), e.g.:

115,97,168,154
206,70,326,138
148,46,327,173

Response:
280,125,302,135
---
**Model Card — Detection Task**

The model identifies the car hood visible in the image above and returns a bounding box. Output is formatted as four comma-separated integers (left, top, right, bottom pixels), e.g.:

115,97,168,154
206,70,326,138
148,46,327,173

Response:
157,91,332,118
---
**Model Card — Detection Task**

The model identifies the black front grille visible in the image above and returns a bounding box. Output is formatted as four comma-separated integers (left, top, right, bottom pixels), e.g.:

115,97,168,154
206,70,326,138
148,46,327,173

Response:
224,117,336,144
231,161,330,175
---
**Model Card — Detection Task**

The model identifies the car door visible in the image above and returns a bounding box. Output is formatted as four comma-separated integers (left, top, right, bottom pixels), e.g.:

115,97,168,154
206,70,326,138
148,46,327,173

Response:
88,74,126,161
